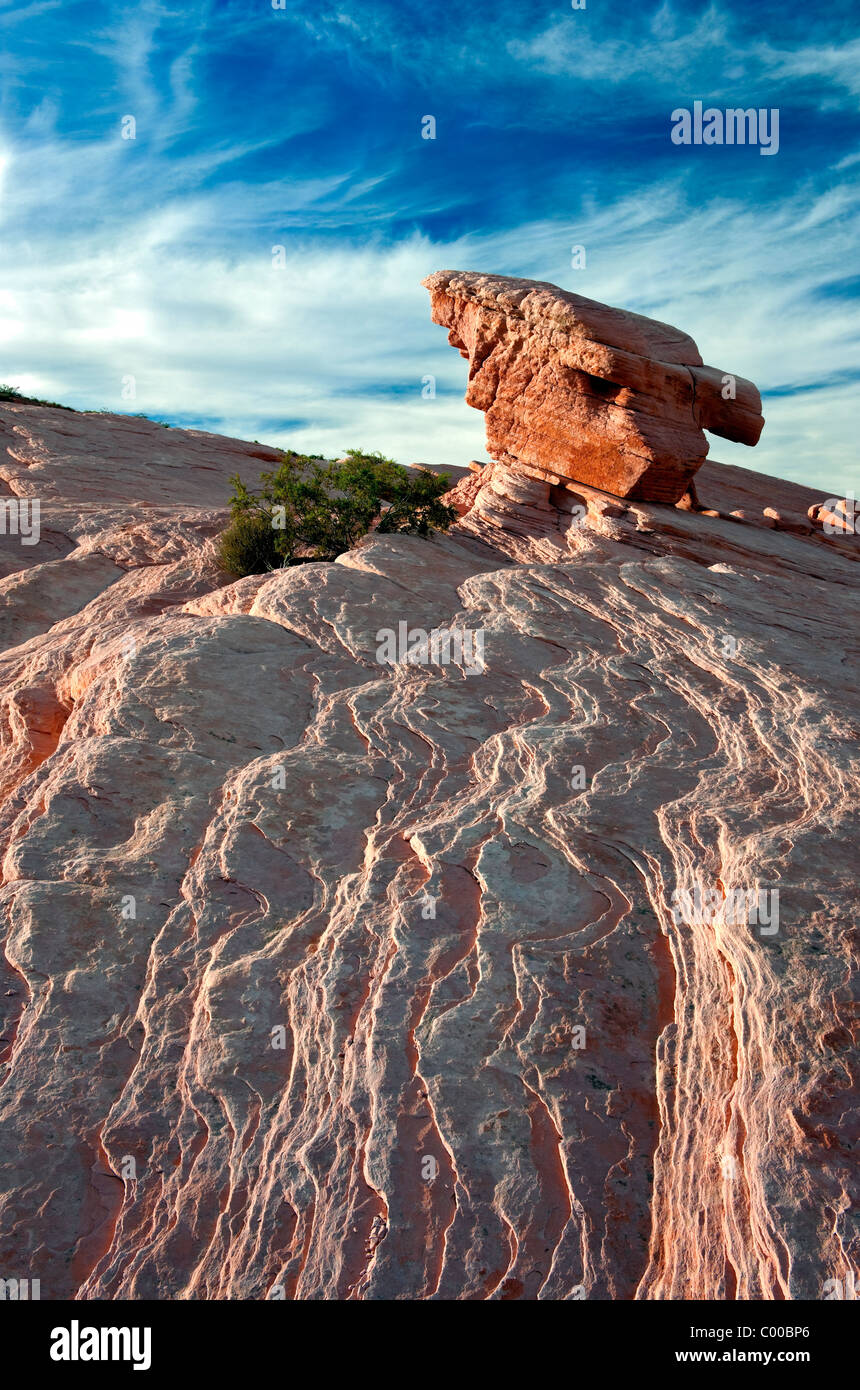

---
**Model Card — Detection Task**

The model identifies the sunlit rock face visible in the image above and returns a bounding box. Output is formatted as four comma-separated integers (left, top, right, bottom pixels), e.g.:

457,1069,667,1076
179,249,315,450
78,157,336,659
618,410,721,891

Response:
422,270,764,504
0,402,856,1302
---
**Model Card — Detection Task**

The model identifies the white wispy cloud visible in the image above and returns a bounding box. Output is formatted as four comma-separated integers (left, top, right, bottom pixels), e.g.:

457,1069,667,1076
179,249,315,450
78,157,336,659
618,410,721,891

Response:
511,2,860,102
510,4,734,86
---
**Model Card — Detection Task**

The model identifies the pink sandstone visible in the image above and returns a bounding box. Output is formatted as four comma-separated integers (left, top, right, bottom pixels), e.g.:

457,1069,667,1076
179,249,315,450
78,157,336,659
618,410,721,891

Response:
0,400,856,1302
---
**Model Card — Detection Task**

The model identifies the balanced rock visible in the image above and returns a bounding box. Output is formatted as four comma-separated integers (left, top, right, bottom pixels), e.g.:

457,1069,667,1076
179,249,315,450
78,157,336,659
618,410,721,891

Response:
423,270,764,504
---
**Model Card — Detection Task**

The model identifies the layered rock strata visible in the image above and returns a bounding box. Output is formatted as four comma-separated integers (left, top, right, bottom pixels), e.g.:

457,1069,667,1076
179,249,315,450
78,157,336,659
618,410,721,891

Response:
0,402,856,1302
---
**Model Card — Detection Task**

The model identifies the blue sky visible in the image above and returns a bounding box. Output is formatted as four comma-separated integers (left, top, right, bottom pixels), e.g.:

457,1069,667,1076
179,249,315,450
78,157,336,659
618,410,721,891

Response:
1,0,858,494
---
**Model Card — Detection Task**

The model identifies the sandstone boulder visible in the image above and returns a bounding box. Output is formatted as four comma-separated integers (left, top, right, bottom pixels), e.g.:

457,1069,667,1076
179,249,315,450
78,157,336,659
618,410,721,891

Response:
423,270,764,504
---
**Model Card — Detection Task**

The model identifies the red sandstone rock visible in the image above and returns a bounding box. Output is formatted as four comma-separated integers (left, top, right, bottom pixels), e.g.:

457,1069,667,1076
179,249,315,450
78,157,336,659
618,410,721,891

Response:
423,270,764,504
0,402,856,1303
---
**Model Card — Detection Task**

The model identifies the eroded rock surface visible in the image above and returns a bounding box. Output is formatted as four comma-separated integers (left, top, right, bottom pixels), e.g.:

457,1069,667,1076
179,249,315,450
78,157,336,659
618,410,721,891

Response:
423,270,764,503
0,402,856,1301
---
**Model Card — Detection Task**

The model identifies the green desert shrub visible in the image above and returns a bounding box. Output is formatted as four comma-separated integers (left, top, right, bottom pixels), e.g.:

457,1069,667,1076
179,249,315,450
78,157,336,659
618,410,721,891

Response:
219,448,456,577
218,512,282,576
377,463,459,536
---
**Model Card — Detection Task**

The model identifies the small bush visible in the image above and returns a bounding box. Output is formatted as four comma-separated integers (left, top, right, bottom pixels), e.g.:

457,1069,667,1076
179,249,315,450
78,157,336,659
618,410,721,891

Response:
377,464,456,536
218,513,283,577
219,447,456,577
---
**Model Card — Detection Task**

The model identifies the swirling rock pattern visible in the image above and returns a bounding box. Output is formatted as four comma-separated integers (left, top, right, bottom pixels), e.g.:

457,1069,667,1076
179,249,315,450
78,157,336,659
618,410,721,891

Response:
0,402,856,1301
422,270,764,503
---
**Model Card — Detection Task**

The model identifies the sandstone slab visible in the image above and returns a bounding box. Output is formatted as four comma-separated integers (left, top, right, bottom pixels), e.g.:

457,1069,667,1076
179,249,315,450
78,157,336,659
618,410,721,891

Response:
0,403,855,1303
